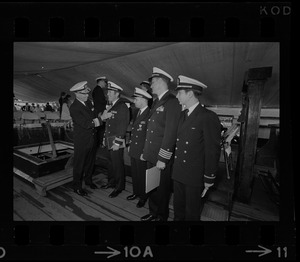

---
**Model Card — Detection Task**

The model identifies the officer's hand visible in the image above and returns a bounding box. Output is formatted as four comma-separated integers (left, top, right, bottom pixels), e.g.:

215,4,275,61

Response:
100,110,113,121
140,154,146,161
201,182,214,198
156,160,166,170
111,144,119,151
204,182,214,189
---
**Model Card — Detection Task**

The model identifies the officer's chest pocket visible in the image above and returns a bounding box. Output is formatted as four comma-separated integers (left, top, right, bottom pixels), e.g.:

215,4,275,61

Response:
189,126,203,138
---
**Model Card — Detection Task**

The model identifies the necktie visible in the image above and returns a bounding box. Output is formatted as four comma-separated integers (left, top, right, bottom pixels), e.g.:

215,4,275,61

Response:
151,98,158,110
137,110,141,117
183,109,189,121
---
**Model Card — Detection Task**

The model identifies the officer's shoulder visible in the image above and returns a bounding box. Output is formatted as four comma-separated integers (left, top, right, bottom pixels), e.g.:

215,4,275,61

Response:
118,100,130,109
167,92,176,99
165,93,180,107
165,92,177,102
69,101,76,108
203,107,219,119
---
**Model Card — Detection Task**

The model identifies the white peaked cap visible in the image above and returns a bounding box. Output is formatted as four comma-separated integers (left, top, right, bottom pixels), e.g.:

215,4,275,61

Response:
70,81,90,92
149,67,173,82
176,75,207,92
132,87,152,99
107,81,123,92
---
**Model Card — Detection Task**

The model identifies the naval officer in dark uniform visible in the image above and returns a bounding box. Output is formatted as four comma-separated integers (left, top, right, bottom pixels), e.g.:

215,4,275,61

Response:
127,87,152,208
92,76,108,148
141,67,182,221
92,76,108,116
69,81,112,196
172,75,221,220
104,81,130,198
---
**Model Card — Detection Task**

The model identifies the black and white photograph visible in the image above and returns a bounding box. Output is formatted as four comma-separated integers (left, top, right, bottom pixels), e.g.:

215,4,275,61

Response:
13,42,280,222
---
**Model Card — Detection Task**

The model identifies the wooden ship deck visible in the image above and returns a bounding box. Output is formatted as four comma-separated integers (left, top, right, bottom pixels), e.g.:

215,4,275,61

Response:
13,167,279,222
13,124,279,222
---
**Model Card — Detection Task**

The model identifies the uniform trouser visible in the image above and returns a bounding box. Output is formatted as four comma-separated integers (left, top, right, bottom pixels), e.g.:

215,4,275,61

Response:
147,161,173,221
96,146,115,185
95,124,106,148
173,180,204,221
109,148,125,191
130,157,148,201
72,137,97,190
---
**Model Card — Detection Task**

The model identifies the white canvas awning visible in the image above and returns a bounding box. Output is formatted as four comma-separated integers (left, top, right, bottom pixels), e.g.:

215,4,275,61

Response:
14,42,279,107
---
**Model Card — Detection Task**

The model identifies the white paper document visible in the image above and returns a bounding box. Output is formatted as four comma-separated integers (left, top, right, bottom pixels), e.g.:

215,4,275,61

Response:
145,166,161,193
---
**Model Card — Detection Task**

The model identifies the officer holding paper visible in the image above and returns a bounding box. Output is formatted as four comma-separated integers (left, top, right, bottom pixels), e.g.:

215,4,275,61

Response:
141,67,182,221
172,75,221,220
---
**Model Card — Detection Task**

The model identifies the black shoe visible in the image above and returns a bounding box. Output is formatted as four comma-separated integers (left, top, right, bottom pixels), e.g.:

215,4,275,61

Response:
136,199,146,208
127,194,138,200
73,189,88,196
109,190,122,198
86,183,98,189
101,183,115,189
141,214,156,221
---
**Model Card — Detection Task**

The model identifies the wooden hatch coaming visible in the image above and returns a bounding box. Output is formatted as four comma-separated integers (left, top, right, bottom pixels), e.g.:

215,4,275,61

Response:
13,141,74,178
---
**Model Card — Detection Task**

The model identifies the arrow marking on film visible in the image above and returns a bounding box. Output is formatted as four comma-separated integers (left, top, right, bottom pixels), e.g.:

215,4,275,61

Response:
94,246,121,259
245,245,272,257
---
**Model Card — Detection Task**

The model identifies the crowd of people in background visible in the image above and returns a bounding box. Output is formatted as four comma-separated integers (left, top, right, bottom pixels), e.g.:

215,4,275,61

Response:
14,101,58,113
14,94,73,122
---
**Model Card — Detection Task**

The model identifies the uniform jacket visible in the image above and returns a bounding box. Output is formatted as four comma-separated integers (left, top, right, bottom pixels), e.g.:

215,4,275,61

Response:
172,104,221,187
92,85,107,116
105,99,130,142
143,91,181,165
69,98,99,146
128,107,150,160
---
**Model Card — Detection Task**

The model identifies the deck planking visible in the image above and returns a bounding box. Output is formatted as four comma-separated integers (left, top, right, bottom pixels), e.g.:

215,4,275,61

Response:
14,177,83,221
13,169,279,222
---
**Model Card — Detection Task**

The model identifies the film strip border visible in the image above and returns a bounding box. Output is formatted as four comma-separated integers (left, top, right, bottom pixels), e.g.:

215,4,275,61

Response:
0,222,296,260
0,2,291,40
1,1,294,261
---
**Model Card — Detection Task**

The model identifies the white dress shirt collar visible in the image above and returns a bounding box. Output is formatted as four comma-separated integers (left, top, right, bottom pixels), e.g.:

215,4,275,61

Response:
76,98,86,106
158,90,169,101
187,101,200,116
139,105,148,115
111,98,119,107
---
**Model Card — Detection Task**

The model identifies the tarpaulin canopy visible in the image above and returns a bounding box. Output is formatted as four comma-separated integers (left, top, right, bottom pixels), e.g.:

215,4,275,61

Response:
14,42,279,107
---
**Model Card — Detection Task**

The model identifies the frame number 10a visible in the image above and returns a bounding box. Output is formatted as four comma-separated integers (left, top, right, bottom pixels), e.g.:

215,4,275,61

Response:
95,246,153,259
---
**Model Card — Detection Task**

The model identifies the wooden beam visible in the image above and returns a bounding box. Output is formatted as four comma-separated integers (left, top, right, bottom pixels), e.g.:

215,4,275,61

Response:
236,67,272,203
46,121,57,158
